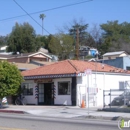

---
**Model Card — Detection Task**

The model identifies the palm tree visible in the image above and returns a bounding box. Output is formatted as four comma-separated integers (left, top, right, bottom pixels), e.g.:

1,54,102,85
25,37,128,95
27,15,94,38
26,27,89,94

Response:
39,14,46,35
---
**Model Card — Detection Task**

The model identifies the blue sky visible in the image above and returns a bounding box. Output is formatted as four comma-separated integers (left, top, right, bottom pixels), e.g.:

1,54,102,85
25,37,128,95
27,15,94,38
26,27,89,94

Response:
0,0,129,36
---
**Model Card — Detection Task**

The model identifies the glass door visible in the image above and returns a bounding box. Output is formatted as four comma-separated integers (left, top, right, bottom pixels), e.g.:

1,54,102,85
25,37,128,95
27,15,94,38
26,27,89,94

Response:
38,83,44,105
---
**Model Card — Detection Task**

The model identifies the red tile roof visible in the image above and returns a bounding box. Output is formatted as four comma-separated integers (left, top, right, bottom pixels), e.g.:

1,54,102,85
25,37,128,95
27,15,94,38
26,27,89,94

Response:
21,60,130,77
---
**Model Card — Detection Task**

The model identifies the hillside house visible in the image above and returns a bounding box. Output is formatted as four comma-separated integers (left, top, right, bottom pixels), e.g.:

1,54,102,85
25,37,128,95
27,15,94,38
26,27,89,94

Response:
103,51,128,60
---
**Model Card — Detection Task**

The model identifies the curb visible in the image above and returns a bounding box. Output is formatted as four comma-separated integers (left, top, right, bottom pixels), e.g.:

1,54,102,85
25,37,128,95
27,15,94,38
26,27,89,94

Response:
0,109,129,121
85,115,130,121
85,115,120,120
74,115,130,121
0,109,24,114
102,108,130,113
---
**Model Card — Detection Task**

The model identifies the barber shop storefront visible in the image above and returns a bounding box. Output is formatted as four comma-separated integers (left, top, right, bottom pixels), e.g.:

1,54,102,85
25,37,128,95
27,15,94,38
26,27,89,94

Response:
22,76,76,106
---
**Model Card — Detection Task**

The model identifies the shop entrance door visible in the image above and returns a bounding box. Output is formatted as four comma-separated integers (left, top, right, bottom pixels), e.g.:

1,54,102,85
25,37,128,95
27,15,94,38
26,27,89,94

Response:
38,83,44,105
44,83,54,105
38,83,54,105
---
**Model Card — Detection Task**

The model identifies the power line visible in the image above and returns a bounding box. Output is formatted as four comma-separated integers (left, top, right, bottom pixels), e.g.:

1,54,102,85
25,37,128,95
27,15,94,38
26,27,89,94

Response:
13,0,50,34
1,0,93,22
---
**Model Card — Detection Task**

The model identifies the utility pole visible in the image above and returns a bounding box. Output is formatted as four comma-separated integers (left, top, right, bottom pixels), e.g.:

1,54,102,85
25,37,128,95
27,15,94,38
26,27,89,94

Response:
76,27,79,60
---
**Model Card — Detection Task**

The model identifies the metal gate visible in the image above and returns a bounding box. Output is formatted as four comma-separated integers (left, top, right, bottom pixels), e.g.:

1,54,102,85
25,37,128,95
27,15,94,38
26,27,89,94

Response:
103,89,130,108
103,80,130,108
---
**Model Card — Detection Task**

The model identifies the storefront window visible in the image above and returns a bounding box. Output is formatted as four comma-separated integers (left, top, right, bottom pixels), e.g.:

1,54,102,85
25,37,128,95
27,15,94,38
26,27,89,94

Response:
22,83,33,95
58,82,70,95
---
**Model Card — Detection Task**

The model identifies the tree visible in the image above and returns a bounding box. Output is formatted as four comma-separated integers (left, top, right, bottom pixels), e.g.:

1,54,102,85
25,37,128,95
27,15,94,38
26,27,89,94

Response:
89,24,102,49
7,22,36,54
48,33,74,60
100,21,130,53
68,19,89,47
59,34,74,60
0,61,23,100
58,19,89,47
35,35,46,51
48,35,62,56
59,19,99,59
39,14,46,36
0,35,8,48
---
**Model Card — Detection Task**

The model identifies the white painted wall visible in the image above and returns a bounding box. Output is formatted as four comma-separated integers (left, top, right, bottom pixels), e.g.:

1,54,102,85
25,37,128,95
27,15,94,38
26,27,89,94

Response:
53,78,72,105
77,77,85,106
81,72,130,108
23,72,130,107
77,75,98,107
22,80,38,105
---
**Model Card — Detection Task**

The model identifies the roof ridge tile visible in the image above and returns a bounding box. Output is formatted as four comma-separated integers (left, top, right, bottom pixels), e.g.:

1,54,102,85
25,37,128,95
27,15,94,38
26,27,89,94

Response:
68,60,79,72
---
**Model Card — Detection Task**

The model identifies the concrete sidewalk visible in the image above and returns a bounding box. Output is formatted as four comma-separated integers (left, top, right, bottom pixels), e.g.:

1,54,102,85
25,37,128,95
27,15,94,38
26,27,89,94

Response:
0,105,130,120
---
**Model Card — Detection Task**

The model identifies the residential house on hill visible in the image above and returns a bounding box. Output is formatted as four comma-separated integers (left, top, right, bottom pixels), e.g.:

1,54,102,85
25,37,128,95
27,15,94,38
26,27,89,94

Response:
79,46,99,57
0,51,54,70
0,52,52,63
38,47,58,61
103,51,128,60
21,60,130,107
98,51,130,70
16,52,51,63
69,46,99,60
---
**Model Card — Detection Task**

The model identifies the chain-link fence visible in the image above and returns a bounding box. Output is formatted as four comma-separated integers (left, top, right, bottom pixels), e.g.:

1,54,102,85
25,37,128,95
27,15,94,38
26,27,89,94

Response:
103,89,130,108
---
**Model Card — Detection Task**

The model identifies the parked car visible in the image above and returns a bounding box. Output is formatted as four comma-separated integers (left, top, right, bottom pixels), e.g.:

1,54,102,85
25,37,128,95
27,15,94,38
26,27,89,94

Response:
110,91,130,106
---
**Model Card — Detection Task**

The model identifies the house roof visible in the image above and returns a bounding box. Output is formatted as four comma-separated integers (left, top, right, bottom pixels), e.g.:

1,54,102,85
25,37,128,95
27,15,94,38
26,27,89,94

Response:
0,54,13,59
29,52,52,59
31,60,56,65
0,52,52,59
103,51,127,57
22,60,130,77
13,63,40,70
0,53,33,59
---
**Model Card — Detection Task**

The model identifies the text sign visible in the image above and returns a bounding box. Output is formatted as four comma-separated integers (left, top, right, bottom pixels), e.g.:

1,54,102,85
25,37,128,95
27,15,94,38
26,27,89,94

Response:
34,78,52,83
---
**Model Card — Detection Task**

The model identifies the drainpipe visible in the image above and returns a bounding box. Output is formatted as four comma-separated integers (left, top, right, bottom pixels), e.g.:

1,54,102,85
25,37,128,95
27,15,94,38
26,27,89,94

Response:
94,60,97,107
76,76,78,106
95,60,97,88
103,73,105,90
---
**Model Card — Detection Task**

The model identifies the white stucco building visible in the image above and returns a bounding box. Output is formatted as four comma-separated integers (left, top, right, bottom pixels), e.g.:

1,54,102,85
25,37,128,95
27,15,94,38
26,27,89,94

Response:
21,60,130,108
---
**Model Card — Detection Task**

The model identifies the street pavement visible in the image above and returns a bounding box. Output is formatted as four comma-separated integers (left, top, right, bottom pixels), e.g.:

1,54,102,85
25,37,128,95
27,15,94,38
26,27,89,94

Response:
0,113,119,130
0,105,130,120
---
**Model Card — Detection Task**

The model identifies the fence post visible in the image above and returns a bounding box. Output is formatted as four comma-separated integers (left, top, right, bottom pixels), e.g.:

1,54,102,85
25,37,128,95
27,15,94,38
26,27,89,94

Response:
110,89,111,108
124,89,126,106
103,90,105,108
